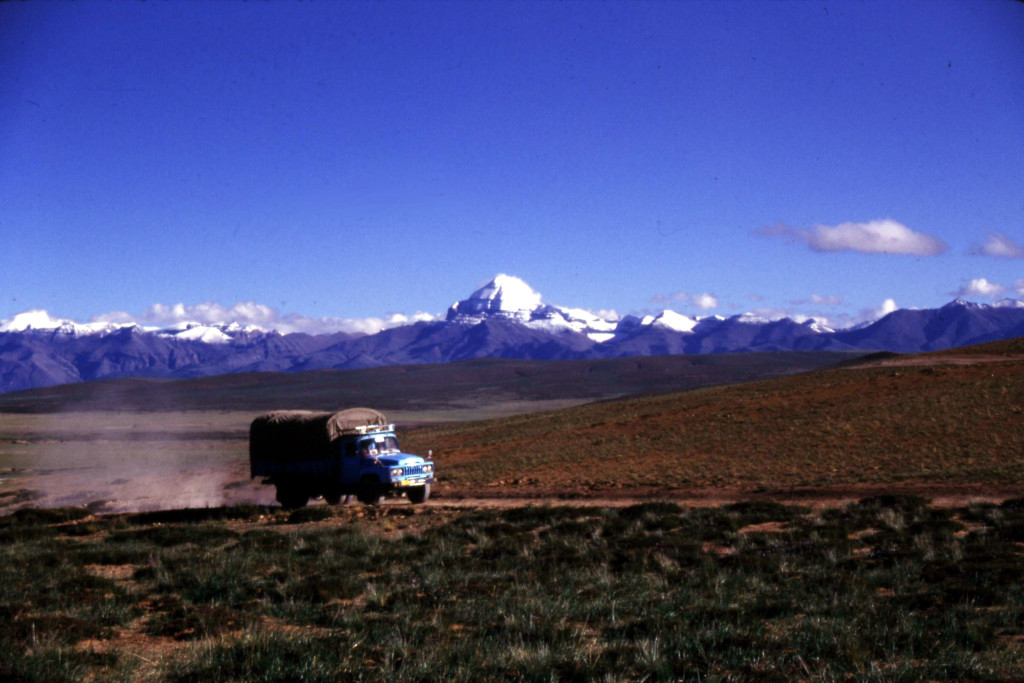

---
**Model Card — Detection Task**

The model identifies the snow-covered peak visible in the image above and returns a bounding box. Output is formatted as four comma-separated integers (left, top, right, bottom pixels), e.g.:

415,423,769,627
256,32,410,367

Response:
802,318,835,334
729,312,769,324
446,275,619,341
0,309,67,332
943,298,981,310
530,305,618,342
0,310,126,336
0,309,268,343
154,321,266,344
640,310,698,333
447,274,544,322
165,325,233,344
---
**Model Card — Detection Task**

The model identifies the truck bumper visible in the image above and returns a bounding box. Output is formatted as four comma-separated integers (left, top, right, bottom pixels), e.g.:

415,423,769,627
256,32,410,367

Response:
392,477,435,489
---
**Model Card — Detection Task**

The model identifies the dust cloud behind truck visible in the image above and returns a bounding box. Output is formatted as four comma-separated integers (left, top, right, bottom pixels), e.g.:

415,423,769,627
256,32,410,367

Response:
249,407,435,509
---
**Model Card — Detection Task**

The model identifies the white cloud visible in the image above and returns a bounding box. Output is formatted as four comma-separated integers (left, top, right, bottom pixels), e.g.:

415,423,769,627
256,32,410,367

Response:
691,293,719,310
1014,279,1024,296
831,298,899,329
953,278,1005,299
762,218,948,255
877,298,899,316
968,232,1024,259
327,312,439,336
92,302,439,335
650,291,719,310
791,294,843,306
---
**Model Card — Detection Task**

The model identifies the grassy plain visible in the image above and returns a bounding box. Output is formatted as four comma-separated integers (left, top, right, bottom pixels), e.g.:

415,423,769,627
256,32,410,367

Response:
3,498,1024,681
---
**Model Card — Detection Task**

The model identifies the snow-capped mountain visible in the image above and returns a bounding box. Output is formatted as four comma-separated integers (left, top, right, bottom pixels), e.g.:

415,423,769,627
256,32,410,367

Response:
447,274,617,342
446,274,543,321
641,310,700,333
2,275,1023,393
0,310,268,344
157,321,267,345
0,310,130,337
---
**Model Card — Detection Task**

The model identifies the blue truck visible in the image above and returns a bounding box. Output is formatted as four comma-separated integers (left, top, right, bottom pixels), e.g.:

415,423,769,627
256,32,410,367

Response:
249,408,435,508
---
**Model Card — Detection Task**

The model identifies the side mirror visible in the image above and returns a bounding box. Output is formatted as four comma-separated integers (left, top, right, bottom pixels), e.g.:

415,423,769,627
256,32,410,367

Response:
428,449,433,459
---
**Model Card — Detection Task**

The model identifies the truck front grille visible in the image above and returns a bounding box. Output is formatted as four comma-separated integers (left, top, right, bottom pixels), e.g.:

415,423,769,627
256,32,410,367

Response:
400,465,426,477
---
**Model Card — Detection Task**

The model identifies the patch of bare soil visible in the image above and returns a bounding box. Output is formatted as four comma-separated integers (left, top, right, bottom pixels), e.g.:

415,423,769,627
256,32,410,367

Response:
75,629,185,679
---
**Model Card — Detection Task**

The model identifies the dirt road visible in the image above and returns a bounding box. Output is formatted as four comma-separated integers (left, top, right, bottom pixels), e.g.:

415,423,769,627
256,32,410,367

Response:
4,455,1021,516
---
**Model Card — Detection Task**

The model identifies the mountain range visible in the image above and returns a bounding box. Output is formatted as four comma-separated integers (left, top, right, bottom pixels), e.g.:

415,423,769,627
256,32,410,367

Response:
2,274,1024,393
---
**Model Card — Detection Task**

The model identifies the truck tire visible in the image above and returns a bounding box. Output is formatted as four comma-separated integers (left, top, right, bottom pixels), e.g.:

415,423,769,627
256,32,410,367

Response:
325,490,353,506
357,478,384,506
276,484,309,510
407,484,430,504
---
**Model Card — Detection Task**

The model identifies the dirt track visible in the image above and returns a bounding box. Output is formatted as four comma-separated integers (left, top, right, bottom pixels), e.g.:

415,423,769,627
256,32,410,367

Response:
7,464,1019,516
3,432,1022,516
429,484,1024,510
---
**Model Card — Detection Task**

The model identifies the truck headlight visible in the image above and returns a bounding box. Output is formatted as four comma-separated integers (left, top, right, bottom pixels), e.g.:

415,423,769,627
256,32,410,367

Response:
390,467,404,479
422,464,433,474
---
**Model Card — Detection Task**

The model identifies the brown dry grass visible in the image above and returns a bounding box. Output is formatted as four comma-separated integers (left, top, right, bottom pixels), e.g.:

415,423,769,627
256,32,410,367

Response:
405,348,1024,499
2,342,1022,513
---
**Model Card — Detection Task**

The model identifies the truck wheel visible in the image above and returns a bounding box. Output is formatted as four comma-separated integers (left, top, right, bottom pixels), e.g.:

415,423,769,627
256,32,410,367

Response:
407,484,430,504
325,491,353,506
357,478,384,506
276,485,309,510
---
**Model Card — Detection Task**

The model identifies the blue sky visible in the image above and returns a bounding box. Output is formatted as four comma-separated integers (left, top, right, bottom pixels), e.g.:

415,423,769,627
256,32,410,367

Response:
2,1,1022,334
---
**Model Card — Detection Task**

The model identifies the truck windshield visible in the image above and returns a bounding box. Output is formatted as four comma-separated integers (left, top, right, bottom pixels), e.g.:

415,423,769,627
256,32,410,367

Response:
359,436,400,456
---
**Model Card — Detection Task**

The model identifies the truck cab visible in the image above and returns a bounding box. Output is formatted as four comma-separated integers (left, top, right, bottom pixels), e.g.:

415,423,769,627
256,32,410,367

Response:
338,427,434,505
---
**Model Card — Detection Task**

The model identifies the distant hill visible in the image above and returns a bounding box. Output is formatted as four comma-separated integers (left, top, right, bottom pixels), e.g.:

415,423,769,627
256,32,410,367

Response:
3,274,1024,393
0,351,862,414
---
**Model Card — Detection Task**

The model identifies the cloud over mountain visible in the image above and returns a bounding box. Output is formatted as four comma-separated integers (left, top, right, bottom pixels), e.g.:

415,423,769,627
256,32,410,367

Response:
92,302,438,336
954,278,1006,299
864,298,899,321
762,219,948,255
650,291,719,310
792,294,843,307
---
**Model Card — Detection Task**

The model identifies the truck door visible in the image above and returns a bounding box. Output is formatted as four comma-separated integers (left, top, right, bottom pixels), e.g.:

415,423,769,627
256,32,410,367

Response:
340,439,362,484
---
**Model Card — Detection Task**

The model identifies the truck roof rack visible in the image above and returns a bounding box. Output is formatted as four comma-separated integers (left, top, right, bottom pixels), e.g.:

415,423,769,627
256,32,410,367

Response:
351,423,395,435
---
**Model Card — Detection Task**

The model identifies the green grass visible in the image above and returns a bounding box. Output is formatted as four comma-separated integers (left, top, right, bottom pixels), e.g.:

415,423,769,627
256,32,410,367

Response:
2,500,1023,681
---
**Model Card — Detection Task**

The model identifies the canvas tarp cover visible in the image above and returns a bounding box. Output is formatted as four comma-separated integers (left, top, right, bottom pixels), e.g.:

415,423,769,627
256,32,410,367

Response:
249,408,387,464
